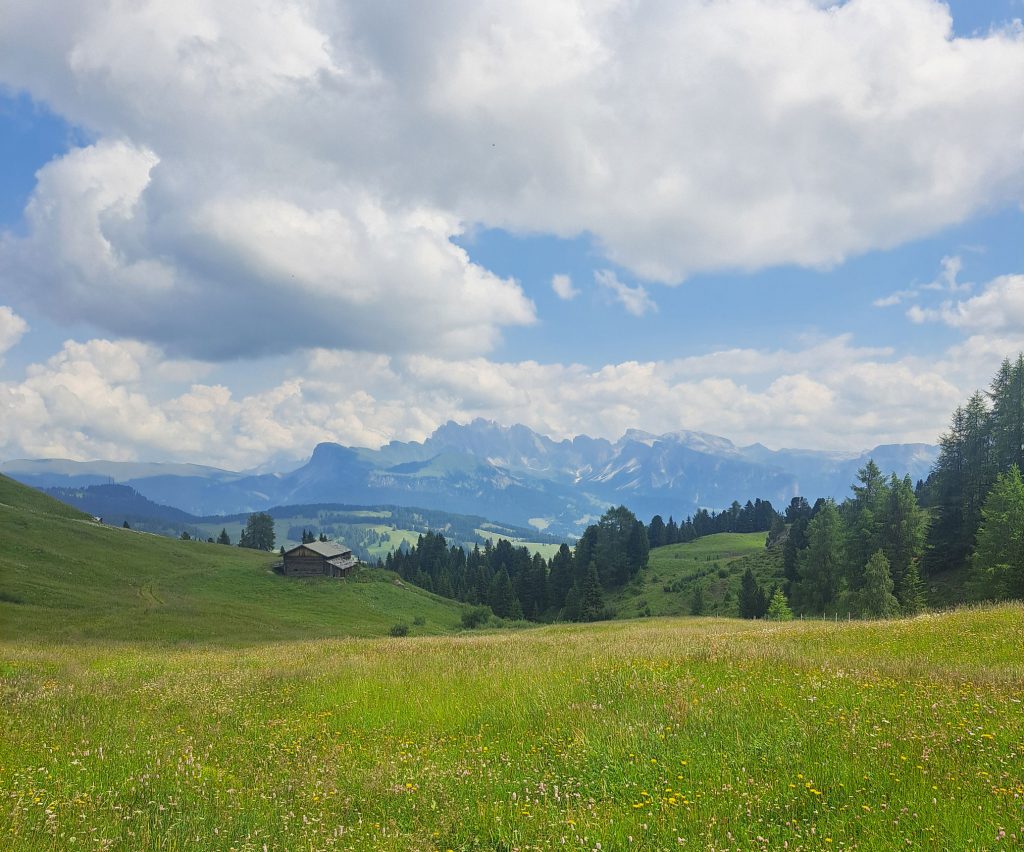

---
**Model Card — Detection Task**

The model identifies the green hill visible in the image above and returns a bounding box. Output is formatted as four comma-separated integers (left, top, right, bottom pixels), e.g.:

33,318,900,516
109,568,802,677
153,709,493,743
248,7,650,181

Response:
609,532,782,618
0,475,468,643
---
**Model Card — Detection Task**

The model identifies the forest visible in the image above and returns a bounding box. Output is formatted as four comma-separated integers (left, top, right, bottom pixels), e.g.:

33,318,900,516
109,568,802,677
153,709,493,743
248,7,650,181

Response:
311,356,1024,624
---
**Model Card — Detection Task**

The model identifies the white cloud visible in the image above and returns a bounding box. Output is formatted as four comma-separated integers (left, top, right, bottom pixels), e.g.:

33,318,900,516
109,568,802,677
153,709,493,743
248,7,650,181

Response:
0,329,999,467
0,307,28,364
0,0,1020,363
875,254,972,308
551,273,579,300
594,269,657,317
0,141,535,359
908,274,1024,331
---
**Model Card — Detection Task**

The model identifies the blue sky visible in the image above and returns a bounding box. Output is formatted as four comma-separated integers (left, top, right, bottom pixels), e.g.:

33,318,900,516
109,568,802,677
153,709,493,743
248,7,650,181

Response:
0,0,1022,466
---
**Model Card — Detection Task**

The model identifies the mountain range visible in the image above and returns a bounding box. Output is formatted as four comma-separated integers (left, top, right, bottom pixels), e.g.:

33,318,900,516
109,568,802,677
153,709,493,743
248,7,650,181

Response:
1,419,938,537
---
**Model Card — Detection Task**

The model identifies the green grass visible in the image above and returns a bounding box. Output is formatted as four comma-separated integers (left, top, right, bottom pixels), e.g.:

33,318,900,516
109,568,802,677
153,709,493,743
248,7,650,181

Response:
3,607,1023,850
0,477,466,643
0,473,91,521
610,533,773,618
4,478,1024,849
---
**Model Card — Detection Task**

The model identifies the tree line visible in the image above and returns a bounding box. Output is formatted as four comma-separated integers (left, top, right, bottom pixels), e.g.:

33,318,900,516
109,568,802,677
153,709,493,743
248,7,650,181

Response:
384,505,649,622
768,466,928,618
920,354,1024,598
647,498,782,548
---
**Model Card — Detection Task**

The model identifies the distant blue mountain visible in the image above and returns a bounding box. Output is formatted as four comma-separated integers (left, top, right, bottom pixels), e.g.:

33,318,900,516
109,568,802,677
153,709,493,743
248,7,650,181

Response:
1,420,938,537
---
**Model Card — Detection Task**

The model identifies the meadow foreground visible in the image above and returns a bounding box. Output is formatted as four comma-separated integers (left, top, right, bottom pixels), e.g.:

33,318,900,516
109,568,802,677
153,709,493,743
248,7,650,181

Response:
3,606,1023,851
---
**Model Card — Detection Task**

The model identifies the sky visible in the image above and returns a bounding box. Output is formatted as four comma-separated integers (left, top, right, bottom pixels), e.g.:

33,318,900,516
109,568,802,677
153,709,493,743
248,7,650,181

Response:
0,0,1023,469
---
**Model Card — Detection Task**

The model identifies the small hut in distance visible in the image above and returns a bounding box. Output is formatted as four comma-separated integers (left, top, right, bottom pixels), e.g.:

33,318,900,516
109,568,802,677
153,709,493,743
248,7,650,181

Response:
278,540,358,578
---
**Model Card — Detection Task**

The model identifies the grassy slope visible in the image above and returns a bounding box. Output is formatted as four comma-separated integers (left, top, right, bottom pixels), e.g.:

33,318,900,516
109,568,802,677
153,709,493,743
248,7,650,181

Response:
2,606,1022,850
610,532,776,618
0,476,466,643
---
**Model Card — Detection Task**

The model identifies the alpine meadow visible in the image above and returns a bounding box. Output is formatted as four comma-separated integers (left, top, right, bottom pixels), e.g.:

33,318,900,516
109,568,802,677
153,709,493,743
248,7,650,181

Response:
3,1,1024,850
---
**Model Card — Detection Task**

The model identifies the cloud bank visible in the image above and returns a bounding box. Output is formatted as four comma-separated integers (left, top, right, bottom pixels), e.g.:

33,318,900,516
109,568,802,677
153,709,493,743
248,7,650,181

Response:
1,327,1010,468
0,0,1022,361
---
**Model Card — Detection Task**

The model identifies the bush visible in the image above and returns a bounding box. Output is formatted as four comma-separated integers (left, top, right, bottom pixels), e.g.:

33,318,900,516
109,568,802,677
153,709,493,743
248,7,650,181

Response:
461,606,491,629
412,615,426,626
389,623,409,637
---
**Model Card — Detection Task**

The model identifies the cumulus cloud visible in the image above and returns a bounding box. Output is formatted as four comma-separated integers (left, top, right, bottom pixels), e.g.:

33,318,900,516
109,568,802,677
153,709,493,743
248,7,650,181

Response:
0,141,535,359
551,273,579,300
908,274,1024,331
595,269,657,317
0,0,1021,362
0,329,993,467
0,307,28,363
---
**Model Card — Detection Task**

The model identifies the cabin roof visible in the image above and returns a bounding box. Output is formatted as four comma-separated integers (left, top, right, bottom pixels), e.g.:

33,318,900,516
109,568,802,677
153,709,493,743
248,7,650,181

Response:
284,540,351,558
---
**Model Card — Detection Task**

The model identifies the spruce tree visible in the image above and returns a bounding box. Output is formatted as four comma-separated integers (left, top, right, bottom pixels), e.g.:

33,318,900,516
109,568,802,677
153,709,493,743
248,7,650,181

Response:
217,528,231,545
579,563,606,622
647,515,667,549
898,559,926,615
563,585,582,622
738,567,762,619
881,474,928,607
861,550,899,618
766,589,793,621
548,544,574,611
797,499,844,613
488,569,515,619
973,465,1024,599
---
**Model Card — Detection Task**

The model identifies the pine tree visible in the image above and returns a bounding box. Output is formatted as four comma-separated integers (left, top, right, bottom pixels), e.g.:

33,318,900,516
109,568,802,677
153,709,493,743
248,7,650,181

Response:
217,528,231,546
488,569,515,619
881,474,928,607
796,499,844,612
563,585,582,622
240,512,275,551
766,589,793,621
738,567,763,619
973,465,1024,599
647,515,667,549
861,549,899,618
578,562,606,622
548,544,575,611
899,559,926,615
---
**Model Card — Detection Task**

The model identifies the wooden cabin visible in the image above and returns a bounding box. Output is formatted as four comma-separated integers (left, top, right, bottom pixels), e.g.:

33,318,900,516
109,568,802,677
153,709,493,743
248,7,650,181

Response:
280,541,357,578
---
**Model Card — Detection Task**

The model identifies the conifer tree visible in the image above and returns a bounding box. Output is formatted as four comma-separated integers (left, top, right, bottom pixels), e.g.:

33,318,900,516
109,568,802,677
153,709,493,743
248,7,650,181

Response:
578,562,606,622
766,588,793,621
973,465,1024,599
739,567,766,619
899,559,926,615
647,515,667,549
488,569,516,619
861,549,899,618
881,474,928,606
796,499,844,612
217,528,231,545
548,544,574,611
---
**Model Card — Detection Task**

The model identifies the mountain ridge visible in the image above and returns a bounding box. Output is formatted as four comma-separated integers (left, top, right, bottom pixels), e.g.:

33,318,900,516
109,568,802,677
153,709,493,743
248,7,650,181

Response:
2,420,938,536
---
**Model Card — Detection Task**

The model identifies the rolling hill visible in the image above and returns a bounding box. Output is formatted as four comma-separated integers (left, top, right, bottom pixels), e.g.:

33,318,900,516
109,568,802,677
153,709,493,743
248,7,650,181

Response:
609,532,782,619
36,482,562,560
0,474,469,643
